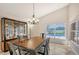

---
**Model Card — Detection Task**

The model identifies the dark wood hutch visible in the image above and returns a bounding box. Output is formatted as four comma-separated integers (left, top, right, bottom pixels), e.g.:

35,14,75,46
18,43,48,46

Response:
1,17,28,52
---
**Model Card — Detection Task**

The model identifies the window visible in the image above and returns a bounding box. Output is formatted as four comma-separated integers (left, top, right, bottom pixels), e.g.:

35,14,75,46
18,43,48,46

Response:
47,24,65,39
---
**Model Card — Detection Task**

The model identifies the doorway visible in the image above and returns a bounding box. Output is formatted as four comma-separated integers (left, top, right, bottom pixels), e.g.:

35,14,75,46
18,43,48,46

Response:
47,23,67,54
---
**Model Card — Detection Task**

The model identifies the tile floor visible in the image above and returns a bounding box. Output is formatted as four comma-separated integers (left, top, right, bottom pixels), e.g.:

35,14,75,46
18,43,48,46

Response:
49,38,75,55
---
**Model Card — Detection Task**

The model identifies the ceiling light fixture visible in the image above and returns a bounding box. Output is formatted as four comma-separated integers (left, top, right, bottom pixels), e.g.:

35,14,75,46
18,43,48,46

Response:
27,3,39,24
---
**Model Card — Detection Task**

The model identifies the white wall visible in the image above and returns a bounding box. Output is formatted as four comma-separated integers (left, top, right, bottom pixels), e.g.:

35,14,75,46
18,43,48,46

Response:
69,4,79,22
31,6,69,39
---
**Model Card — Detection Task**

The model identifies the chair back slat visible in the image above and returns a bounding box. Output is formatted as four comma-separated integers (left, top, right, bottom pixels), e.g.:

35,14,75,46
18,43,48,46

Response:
8,42,19,55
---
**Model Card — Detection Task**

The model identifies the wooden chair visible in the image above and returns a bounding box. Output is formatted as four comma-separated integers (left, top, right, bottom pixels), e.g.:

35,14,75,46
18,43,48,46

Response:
18,47,34,55
8,42,32,55
8,42,19,55
37,38,50,55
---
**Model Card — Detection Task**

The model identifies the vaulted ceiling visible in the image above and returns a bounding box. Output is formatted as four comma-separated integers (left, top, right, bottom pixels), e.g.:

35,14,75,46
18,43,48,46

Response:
0,3,69,21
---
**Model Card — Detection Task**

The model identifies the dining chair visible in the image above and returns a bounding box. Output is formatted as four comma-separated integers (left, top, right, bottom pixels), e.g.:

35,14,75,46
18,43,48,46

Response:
16,35,33,55
8,42,19,55
8,42,33,55
37,38,50,55
18,47,34,55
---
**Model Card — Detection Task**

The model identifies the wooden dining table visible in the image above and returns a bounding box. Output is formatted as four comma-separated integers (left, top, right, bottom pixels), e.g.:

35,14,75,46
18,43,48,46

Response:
12,36,44,54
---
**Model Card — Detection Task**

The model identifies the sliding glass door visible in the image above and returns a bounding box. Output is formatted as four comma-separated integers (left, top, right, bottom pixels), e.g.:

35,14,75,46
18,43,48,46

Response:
47,24,65,39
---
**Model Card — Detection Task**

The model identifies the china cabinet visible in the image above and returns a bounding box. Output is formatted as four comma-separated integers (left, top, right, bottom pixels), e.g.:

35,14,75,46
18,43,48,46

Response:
1,17,28,52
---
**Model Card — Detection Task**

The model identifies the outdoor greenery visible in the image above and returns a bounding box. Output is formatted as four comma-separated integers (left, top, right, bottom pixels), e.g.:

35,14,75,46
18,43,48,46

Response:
48,30,64,34
47,24,65,36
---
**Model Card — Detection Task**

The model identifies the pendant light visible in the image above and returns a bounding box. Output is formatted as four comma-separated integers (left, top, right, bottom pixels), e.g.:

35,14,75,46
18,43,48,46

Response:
27,3,39,24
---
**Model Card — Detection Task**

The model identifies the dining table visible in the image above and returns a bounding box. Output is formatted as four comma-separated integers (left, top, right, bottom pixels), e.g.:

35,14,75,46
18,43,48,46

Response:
12,36,44,55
